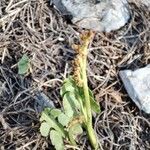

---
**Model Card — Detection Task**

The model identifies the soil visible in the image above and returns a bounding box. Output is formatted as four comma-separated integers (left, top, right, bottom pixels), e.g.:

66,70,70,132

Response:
0,0,150,150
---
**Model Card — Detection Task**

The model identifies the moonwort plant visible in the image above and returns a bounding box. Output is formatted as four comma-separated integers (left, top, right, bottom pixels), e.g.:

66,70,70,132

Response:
39,31,101,150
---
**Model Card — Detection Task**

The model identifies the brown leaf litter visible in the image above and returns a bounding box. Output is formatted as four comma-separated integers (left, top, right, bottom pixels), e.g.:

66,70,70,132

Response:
0,0,149,149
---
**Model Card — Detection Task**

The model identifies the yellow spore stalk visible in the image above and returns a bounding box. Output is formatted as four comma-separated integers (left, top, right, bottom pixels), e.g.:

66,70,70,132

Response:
73,31,94,87
73,54,83,87
72,31,98,149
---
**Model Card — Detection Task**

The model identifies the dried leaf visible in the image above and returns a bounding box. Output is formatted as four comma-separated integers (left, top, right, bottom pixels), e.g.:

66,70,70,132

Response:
68,123,83,142
109,89,122,103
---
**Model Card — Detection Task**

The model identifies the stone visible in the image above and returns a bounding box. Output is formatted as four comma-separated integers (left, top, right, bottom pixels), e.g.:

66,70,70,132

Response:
52,0,130,32
119,65,150,114
35,91,55,112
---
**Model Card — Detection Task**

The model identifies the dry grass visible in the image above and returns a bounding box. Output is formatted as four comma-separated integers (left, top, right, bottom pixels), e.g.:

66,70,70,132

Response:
0,0,150,150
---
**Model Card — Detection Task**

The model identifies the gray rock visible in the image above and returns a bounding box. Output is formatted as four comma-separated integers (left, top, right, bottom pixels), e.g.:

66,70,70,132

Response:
52,0,130,32
119,65,150,114
34,91,55,112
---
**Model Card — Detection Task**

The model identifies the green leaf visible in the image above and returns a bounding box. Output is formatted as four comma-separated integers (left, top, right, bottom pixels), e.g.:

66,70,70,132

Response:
50,130,64,150
40,109,65,137
58,113,70,126
90,97,101,113
18,54,30,75
60,77,76,97
40,122,51,137
89,89,101,113
76,87,100,114
40,108,52,122
63,92,80,118
68,124,83,144
50,109,62,118
61,77,82,117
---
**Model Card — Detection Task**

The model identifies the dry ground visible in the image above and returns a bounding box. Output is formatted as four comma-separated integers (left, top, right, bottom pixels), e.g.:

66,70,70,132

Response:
0,0,150,150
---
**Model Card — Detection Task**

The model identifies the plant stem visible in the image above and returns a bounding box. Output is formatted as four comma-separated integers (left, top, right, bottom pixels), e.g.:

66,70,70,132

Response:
81,43,98,149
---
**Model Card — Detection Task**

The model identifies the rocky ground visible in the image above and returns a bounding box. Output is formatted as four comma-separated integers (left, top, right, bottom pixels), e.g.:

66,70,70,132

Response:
0,0,150,150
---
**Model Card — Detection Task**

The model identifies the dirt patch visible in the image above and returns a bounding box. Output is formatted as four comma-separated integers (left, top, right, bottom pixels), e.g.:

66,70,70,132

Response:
0,0,150,150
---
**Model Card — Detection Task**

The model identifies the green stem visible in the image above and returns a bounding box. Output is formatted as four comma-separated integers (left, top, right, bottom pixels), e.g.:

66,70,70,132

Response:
81,46,98,149
68,131,77,146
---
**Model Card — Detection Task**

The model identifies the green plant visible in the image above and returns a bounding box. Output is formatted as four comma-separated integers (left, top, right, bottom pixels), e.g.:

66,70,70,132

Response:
18,54,30,75
40,31,101,150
